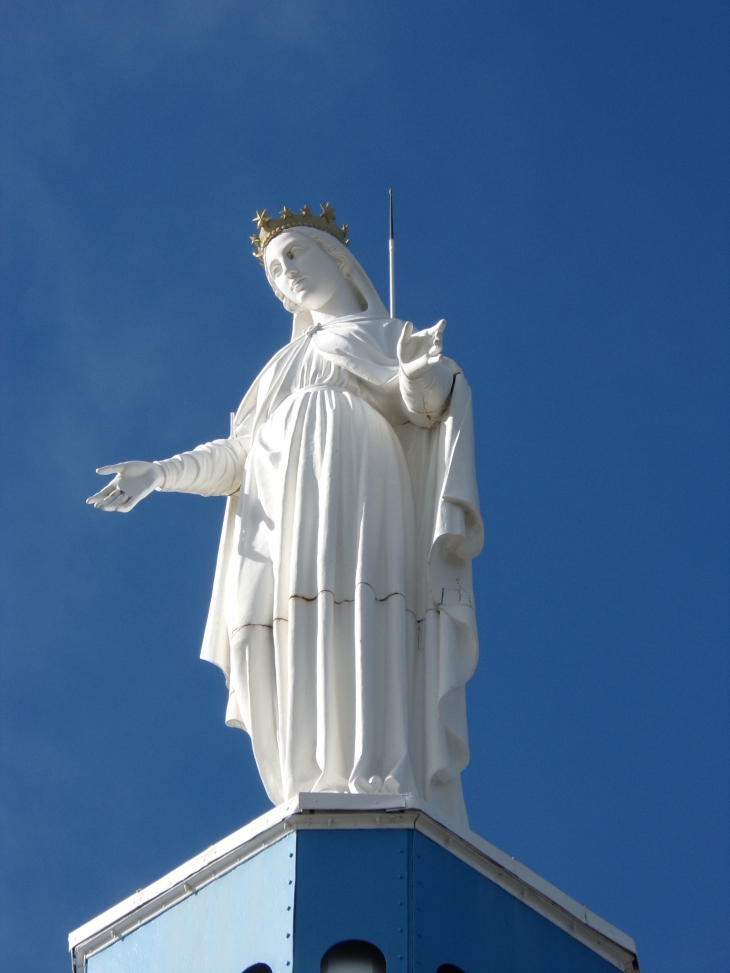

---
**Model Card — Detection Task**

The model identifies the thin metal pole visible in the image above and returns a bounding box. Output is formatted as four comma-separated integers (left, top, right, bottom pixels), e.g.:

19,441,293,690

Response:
389,189,395,319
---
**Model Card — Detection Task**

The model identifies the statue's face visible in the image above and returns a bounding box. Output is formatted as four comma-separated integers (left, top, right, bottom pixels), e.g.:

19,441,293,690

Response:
264,230,346,310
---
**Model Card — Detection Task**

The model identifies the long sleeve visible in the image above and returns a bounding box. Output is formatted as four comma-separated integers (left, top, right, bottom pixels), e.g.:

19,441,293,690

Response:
399,361,455,427
154,438,247,497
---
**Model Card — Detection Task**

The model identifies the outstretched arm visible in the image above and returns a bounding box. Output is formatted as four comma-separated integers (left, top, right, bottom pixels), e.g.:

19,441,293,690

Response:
87,438,247,513
397,319,454,425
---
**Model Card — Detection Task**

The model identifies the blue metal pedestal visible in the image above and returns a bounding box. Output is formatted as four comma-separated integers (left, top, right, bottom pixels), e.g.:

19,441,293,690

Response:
69,795,638,973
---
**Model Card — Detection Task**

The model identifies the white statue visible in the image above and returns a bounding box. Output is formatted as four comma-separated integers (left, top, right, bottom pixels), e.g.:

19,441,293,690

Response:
88,205,483,827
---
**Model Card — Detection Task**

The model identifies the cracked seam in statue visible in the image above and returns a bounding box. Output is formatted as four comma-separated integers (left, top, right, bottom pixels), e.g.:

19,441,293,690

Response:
88,204,483,828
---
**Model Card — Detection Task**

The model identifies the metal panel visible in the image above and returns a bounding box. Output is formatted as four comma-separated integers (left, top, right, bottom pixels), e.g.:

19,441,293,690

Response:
70,801,637,973
87,832,296,973
293,828,410,973
412,831,616,973
70,798,637,972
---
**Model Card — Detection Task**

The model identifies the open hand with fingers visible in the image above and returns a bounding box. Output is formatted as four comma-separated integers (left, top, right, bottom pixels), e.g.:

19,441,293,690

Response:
397,319,446,378
86,461,164,513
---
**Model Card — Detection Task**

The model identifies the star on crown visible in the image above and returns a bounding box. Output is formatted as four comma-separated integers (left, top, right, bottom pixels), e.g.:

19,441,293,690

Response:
250,203,350,265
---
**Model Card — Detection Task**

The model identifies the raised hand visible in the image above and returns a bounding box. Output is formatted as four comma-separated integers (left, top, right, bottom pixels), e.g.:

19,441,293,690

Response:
86,461,164,513
397,319,446,378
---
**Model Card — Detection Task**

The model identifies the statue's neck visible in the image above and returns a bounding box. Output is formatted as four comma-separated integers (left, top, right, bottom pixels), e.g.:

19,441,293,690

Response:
309,283,363,326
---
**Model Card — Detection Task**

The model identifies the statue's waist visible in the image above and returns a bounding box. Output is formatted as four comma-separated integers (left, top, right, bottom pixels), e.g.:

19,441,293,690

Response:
266,384,390,426
288,383,361,397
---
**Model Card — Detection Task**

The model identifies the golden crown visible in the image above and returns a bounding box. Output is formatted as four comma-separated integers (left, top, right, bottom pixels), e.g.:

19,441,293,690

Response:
251,203,349,265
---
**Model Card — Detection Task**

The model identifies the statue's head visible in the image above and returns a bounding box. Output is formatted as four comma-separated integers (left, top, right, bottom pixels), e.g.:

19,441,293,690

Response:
251,204,387,326
264,228,361,315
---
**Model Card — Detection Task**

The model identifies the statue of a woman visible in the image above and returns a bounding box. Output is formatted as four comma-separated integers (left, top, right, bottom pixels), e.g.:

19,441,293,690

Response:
88,205,483,827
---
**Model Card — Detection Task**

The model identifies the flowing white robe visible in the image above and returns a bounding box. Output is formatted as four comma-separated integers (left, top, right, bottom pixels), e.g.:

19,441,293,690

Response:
157,313,483,827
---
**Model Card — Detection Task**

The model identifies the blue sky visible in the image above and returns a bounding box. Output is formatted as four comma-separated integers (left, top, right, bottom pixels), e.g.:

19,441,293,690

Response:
1,2,728,971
